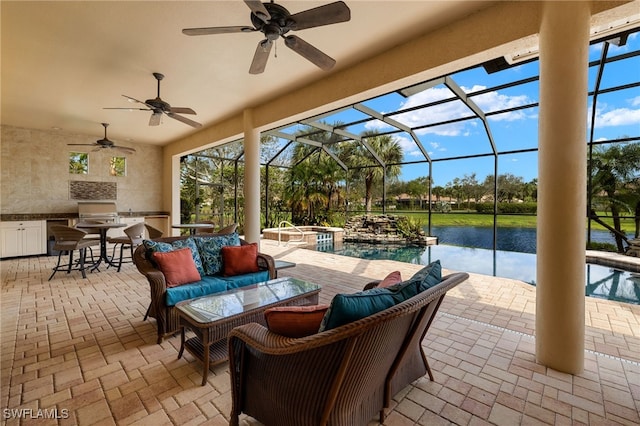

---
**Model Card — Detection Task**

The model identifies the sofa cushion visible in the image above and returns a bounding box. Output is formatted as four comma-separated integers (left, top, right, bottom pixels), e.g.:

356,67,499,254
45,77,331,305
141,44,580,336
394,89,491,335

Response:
152,248,201,288
407,260,442,291
222,243,259,276
165,275,229,306
194,233,241,275
378,270,403,288
220,270,270,290
265,305,330,338
143,238,205,276
319,280,421,332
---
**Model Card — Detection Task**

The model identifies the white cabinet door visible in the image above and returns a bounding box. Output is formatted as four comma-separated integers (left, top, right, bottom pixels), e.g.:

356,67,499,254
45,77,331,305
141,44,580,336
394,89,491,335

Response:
0,226,23,257
23,222,46,255
0,221,46,257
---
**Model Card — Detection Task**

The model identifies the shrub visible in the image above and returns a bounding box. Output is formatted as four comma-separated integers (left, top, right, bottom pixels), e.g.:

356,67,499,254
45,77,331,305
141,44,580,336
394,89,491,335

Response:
476,202,537,214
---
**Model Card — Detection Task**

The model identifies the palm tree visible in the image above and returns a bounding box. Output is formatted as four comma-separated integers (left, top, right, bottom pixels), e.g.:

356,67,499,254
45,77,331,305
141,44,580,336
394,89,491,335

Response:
341,131,403,213
589,142,640,251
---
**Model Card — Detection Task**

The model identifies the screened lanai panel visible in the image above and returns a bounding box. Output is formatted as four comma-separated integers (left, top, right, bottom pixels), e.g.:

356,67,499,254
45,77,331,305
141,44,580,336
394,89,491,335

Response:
273,123,310,138
499,151,538,184
470,80,539,115
432,156,495,189
589,87,640,141
199,140,244,160
359,92,407,114
597,52,640,90
309,107,371,128
261,135,295,166
451,60,540,89
491,106,539,152
392,95,475,129
390,131,429,162
415,117,495,159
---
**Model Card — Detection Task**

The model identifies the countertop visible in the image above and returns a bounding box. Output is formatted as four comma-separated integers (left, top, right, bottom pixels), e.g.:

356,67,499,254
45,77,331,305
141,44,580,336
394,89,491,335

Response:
1,212,169,221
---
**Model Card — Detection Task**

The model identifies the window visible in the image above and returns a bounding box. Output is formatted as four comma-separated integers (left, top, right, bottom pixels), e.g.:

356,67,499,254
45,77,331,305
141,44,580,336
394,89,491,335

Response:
69,152,88,174
110,156,126,176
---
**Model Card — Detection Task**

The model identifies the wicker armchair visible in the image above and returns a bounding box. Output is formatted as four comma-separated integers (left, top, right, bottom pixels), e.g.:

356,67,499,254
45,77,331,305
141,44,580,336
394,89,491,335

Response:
228,272,469,426
133,235,276,343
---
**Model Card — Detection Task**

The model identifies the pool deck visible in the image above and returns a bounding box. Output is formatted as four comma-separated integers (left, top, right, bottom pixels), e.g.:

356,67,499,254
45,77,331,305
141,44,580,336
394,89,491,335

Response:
1,243,639,425
587,249,640,273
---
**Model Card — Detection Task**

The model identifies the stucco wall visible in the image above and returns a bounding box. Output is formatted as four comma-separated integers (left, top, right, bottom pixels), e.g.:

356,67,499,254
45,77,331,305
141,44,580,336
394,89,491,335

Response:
0,125,164,215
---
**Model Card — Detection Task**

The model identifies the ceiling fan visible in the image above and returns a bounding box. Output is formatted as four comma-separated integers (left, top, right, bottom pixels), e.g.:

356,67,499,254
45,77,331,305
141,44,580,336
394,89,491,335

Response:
104,72,202,128
182,0,351,74
68,123,136,154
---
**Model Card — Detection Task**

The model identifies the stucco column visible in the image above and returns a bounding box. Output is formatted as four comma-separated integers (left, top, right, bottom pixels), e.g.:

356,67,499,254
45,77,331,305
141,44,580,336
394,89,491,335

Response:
536,1,589,374
170,155,182,236
243,108,261,247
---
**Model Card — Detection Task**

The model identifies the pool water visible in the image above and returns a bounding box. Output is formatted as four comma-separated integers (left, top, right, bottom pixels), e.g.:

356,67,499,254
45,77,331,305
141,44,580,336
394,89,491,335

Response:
315,242,640,305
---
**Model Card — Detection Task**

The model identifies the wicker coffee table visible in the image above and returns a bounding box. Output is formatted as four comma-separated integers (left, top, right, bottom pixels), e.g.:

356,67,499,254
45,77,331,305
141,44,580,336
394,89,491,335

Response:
176,276,321,385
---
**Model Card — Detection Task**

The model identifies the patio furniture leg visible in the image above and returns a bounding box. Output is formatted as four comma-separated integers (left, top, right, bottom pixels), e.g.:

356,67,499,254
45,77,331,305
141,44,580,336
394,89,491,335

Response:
67,250,73,274
48,251,65,281
79,247,87,279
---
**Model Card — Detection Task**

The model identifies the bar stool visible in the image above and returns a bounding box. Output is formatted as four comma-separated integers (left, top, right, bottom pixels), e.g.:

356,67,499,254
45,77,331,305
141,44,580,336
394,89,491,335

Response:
108,222,145,272
48,225,98,280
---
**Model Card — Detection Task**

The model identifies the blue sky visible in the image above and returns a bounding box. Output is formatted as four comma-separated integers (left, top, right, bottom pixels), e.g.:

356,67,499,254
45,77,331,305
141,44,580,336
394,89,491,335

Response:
354,32,640,186
267,32,639,187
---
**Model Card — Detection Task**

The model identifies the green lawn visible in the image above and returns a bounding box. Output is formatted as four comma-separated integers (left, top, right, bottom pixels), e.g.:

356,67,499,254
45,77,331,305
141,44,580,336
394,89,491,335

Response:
399,211,636,233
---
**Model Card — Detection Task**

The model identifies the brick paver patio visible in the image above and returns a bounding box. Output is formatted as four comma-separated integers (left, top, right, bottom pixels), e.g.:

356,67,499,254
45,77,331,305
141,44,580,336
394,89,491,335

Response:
1,239,639,425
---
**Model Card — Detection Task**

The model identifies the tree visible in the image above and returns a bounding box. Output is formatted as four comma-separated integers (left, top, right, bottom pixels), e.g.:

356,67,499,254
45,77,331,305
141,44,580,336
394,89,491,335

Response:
342,132,403,213
589,142,640,251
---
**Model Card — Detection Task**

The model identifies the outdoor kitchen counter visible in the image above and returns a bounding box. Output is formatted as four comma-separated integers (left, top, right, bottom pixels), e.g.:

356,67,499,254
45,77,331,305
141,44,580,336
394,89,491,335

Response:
0,212,169,221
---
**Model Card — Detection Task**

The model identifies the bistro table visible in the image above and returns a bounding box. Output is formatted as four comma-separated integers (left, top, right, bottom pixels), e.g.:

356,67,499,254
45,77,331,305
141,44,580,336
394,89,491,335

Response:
172,223,214,235
75,222,126,271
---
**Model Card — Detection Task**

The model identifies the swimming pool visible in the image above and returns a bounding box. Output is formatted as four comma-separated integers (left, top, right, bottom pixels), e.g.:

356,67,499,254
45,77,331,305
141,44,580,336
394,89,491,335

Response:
314,242,640,305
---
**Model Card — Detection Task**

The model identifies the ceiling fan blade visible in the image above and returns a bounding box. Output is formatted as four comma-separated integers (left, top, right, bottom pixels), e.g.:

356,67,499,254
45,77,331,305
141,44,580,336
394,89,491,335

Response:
169,107,196,115
114,146,136,154
249,39,272,74
182,26,255,36
167,112,203,128
244,0,271,23
103,107,150,111
290,1,351,31
149,112,162,126
122,95,151,108
284,35,336,71
67,143,96,147
92,146,102,152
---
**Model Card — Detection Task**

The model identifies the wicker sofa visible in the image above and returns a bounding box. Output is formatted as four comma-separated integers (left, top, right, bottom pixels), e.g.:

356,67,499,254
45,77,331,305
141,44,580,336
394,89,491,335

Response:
228,271,469,426
133,234,276,343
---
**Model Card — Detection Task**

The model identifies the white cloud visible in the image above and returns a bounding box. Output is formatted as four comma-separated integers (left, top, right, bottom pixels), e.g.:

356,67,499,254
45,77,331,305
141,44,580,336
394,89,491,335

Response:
381,84,532,136
630,96,640,107
394,135,425,158
364,119,391,131
595,107,640,127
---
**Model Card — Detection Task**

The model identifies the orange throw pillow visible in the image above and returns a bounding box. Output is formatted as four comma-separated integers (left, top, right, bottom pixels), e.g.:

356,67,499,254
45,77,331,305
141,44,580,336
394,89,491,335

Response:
152,248,201,287
264,305,330,338
221,243,260,276
378,270,403,288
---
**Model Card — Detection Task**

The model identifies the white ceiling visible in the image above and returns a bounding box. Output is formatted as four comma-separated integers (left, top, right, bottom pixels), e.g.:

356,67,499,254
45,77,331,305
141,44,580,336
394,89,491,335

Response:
1,1,499,146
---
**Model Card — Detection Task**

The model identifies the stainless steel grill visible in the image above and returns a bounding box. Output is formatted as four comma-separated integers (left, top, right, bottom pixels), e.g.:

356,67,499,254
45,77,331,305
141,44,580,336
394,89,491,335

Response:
77,201,120,223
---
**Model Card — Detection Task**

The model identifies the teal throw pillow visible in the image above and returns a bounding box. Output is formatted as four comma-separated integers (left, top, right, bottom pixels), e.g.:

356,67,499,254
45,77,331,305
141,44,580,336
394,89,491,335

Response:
319,280,421,332
193,233,241,275
143,238,204,276
407,260,442,291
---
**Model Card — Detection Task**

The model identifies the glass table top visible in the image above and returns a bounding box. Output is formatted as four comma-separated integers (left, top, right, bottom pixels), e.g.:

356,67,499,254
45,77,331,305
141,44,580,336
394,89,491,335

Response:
176,277,321,323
